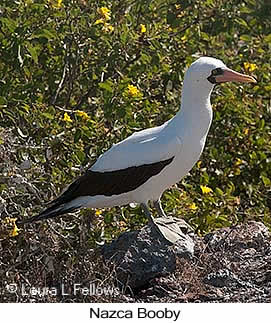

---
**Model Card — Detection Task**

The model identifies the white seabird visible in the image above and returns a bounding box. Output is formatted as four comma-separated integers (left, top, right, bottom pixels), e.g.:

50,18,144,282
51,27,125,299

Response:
26,57,256,224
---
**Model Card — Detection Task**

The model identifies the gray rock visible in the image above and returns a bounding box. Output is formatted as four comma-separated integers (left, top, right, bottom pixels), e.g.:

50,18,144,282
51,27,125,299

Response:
101,217,195,290
204,221,271,252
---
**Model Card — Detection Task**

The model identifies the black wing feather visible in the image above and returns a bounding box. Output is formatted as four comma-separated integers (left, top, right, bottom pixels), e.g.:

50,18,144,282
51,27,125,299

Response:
24,156,174,223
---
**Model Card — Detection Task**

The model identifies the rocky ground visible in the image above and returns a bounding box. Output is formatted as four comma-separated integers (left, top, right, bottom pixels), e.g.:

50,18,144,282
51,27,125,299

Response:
0,128,271,303
136,221,271,302
0,219,270,303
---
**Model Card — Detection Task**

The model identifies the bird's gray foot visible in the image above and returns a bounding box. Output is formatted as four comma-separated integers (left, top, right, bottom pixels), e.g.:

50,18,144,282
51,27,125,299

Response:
141,202,185,244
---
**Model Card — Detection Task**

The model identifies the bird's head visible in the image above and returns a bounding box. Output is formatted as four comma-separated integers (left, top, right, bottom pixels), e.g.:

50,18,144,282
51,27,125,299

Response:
184,56,257,91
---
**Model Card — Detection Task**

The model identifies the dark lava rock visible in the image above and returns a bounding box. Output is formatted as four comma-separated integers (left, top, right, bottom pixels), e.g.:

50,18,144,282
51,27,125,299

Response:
101,220,271,302
101,217,195,290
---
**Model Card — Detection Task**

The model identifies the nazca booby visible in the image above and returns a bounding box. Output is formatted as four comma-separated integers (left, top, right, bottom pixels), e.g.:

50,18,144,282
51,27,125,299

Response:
25,57,256,224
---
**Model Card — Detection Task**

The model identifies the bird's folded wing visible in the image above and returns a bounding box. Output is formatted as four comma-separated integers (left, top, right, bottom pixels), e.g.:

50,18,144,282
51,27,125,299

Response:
90,133,182,172
45,134,181,204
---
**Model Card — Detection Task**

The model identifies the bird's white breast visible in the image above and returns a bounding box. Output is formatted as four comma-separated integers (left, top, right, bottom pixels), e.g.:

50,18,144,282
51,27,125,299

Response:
129,132,207,203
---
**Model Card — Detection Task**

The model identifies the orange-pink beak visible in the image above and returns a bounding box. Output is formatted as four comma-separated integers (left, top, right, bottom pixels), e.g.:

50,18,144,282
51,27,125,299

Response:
216,68,257,84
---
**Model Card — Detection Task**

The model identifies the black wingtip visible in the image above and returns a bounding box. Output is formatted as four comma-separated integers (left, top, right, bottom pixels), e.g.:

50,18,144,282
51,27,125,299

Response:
20,211,55,224
19,209,58,225
20,203,79,224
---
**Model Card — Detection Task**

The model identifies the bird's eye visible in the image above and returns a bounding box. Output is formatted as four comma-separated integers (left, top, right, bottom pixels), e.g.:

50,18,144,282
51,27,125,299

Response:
212,67,223,76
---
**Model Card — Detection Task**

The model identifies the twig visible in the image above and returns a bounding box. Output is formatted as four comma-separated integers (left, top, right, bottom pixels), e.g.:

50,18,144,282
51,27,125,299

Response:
51,62,68,105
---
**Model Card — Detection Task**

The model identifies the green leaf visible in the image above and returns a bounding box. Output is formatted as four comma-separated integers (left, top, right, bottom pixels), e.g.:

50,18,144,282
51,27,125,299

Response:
74,129,82,143
261,175,271,187
215,188,224,196
239,6,253,14
240,34,252,42
264,34,271,44
235,18,248,28
25,42,39,64
31,29,57,40
76,150,85,163
99,81,114,93
0,17,17,32
41,112,54,120
0,97,7,106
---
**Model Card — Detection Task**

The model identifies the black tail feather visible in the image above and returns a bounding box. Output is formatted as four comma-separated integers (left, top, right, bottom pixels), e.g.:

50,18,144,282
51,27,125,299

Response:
21,203,79,224
21,176,83,224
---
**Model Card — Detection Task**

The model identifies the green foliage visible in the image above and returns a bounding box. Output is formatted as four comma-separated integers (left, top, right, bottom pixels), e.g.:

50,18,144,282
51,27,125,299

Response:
0,0,270,240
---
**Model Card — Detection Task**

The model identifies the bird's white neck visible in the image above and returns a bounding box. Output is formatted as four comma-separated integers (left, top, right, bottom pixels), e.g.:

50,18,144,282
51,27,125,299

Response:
168,81,214,140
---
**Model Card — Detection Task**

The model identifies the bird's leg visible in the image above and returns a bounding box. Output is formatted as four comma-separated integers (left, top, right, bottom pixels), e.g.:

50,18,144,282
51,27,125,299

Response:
140,203,155,225
154,200,167,217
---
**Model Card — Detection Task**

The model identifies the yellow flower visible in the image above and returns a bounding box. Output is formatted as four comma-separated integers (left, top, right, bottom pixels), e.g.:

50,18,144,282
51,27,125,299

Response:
200,185,213,194
197,161,202,168
11,222,19,237
97,7,111,21
127,84,142,97
175,4,181,10
63,112,72,123
140,24,146,33
243,62,257,72
188,203,198,211
234,158,243,166
95,209,103,216
3,217,19,238
76,110,90,121
102,23,114,33
3,217,11,224
95,7,114,32
48,0,62,9
94,19,104,25
244,128,249,135
181,35,187,42
234,168,241,175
